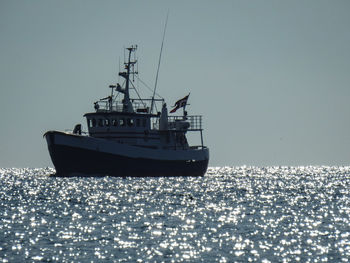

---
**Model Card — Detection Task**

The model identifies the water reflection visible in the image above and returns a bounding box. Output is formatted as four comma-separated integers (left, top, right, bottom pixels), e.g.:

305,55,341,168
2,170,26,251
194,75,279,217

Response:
0,166,349,262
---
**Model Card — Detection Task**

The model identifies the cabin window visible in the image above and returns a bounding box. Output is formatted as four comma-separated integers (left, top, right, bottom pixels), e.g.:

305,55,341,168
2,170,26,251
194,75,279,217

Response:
142,119,147,127
88,119,92,128
119,118,126,127
127,118,134,127
98,119,103,127
92,119,96,127
105,119,110,126
136,119,140,127
112,119,118,127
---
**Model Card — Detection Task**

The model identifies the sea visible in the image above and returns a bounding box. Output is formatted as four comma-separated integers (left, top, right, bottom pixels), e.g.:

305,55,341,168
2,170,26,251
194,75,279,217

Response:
0,166,349,263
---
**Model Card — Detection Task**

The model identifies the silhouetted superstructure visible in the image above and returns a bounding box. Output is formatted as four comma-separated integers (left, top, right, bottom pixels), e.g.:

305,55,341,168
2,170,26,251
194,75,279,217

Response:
44,46,209,176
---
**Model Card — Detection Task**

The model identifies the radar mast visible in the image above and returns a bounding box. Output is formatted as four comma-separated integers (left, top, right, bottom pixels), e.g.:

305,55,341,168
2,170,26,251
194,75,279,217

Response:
118,45,138,113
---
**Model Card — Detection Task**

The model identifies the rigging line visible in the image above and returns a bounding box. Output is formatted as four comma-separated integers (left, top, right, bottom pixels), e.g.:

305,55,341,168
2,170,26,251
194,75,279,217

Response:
136,76,164,99
150,11,169,113
137,57,139,88
129,80,146,108
154,101,158,113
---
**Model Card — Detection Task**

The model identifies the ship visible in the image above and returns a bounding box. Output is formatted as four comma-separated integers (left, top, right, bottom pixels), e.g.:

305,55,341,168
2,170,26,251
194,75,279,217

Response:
44,45,209,177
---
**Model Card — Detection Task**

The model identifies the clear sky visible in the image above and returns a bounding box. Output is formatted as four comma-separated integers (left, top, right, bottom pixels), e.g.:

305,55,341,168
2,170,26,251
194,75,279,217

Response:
1,0,350,167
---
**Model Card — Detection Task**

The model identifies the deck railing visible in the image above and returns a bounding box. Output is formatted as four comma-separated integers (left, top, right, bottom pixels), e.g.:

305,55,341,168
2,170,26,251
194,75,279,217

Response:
95,101,149,113
153,115,203,131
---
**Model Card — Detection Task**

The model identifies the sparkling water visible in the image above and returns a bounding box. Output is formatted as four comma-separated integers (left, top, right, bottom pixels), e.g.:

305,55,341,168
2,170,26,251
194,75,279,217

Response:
0,166,349,262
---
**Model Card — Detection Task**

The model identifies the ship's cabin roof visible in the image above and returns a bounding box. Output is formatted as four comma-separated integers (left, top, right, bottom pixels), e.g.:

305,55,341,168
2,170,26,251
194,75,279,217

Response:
84,111,158,118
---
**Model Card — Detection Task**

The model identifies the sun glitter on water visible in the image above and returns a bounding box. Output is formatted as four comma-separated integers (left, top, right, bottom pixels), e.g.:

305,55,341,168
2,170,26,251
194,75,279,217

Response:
0,166,349,262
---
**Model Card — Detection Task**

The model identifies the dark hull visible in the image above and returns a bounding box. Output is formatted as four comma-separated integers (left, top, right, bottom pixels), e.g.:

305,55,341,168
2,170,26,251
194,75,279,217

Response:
46,134,209,177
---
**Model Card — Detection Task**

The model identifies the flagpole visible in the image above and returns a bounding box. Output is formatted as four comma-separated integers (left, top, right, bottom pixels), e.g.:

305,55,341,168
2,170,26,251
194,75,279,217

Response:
182,93,190,119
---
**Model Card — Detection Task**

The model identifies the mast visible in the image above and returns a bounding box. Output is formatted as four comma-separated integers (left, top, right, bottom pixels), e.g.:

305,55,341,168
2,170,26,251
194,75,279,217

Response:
119,45,137,113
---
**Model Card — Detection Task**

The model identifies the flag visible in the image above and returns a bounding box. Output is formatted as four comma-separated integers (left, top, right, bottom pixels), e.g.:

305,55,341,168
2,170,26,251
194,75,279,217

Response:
170,94,189,113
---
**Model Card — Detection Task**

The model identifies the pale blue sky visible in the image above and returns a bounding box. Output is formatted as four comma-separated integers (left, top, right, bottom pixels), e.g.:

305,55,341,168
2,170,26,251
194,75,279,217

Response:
1,0,350,167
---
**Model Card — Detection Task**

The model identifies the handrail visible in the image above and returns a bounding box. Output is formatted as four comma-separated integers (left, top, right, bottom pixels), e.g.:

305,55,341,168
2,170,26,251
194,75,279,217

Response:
152,115,203,131
168,115,203,130
95,100,150,113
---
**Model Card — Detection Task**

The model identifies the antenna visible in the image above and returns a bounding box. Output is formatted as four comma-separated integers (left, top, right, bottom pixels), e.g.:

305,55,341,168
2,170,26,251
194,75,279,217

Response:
123,46,126,66
150,12,169,114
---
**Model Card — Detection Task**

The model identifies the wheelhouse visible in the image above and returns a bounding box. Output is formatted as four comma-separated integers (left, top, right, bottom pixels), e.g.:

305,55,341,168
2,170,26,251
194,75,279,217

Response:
85,113,152,131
